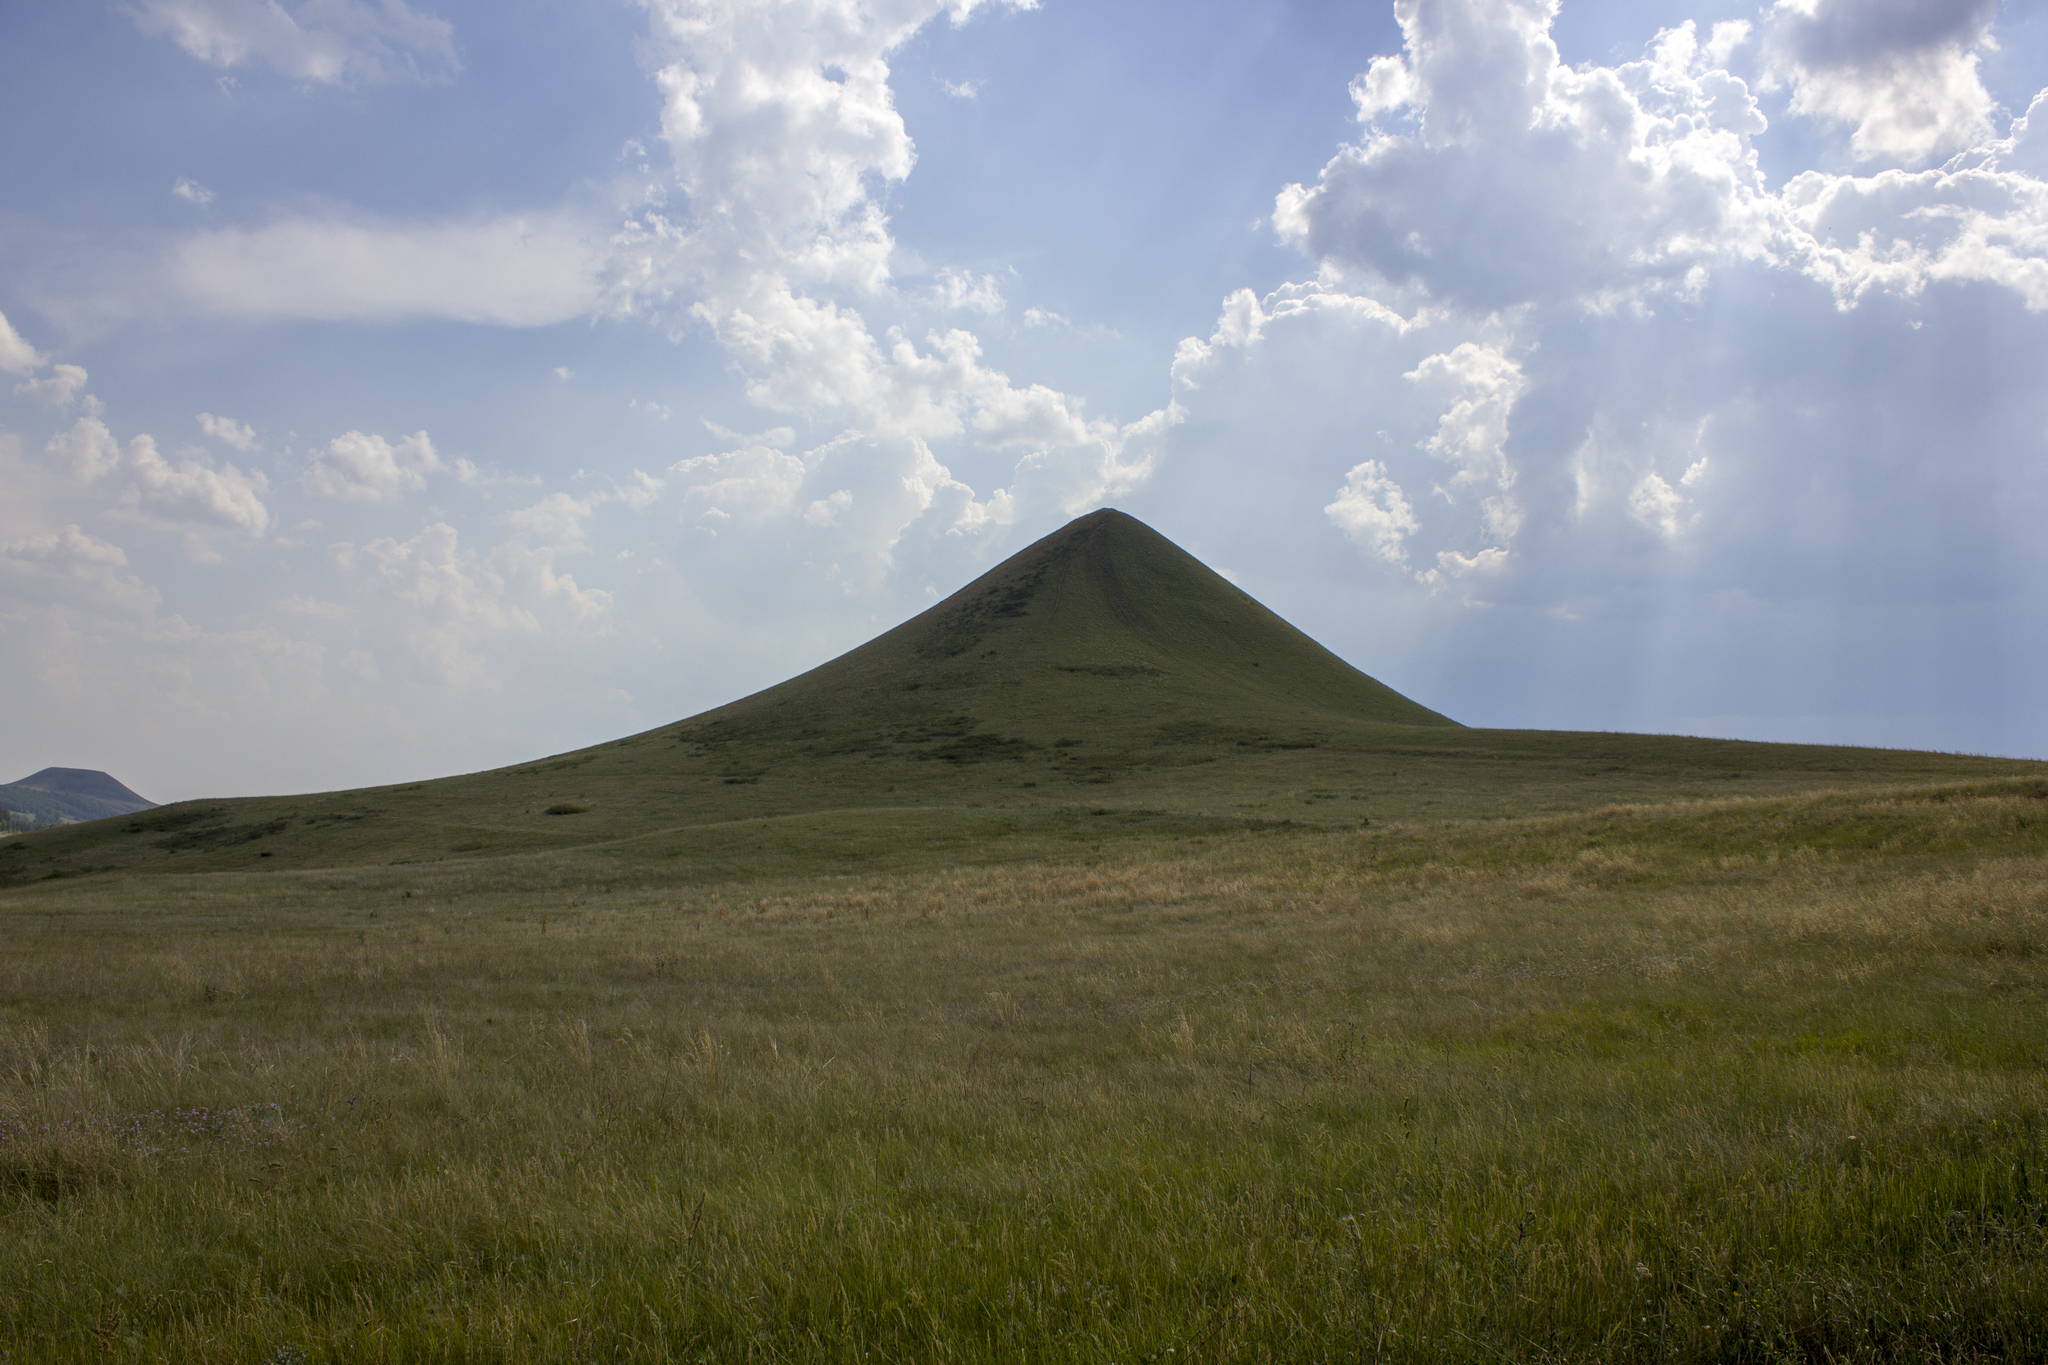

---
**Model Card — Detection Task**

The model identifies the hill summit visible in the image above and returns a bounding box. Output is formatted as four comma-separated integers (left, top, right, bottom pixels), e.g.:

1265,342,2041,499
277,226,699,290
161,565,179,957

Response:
682,507,1455,761
0,768,156,829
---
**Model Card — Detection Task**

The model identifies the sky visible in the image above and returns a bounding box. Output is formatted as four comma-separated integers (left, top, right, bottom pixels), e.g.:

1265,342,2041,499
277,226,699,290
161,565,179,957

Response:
2,0,2045,803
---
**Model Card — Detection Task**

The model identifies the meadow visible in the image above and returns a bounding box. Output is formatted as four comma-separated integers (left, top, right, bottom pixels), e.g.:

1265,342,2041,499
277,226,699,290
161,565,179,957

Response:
3,777,2045,1362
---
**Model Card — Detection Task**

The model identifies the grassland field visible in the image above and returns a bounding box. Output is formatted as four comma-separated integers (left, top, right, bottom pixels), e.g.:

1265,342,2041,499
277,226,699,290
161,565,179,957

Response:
5,513,2046,1361
2,773,2046,1363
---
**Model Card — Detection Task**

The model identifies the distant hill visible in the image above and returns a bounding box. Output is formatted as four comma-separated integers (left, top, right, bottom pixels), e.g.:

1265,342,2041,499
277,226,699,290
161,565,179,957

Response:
4,509,2043,885
0,768,157,830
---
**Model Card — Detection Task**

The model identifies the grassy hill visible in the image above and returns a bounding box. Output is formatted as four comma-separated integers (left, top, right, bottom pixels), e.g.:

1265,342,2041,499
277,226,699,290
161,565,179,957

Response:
0,768,154,830
2,509,2039,887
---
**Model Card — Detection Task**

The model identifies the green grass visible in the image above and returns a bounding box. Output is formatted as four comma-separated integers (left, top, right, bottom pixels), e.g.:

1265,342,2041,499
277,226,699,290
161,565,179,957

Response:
2,780,2045,1361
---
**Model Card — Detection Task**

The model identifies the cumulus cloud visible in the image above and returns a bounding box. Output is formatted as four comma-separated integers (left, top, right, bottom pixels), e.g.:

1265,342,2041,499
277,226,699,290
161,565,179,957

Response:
929,268,1005,314
1307,332,1528,585
1273,1,2048,318
1160,0,2047,667
1762,0,1999,164
1627,463,1706,539
1326,459,1420,564
599,0,1176,556
171,213,600,325
172,177,216,205
672,439,808,524
15,364,89,407
117,439,271,547
501,491,597,551
1780,104,2048,310
50,411,270,556
129,0,459,87
197,412,258,450
2,313,88,405
1407,342,1525,546
613,0,999,305
304,429,439,501
0,525,160,615
0,310,46,375
1275,6,1779,311
349,522,611,687
803,488,853,526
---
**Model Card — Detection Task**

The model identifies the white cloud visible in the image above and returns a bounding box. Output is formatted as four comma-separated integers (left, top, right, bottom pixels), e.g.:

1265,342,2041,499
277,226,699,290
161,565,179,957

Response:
597,0,1174,555
502,491,597,552
1158,0,2046,645
197,411,257,450
929,268,1005,314
15,364,88,406
0,525,160,615
1629,471,1685,538
1269,1,2048,323
0,310,46,375
613,469,666,510
1780,107,2048,310
1275,7,1781,312
51,412,271,555
449,456,540,490
1172,288,1270,389
305,429,439,501
1427,545,1508,581
351,522,611,687
2,312,87,405
1704,19,1751,69
129,0,459,87
1326,459,1420,564
1762,0,1999,165
1152,0,2041,659
115,437,272,548
171,213,600,325
1407,342,1524,506
672,441,808,524
1174,283,1416,391
47,412,122,482
615,0,1013,307
172,177,216,205
803,489,853,526
940,78,980,99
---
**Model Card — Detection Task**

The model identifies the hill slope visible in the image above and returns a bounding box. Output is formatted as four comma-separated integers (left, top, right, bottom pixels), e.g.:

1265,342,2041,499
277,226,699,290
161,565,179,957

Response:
682,506,1455,759
0,768,156,828
3,510,2042,885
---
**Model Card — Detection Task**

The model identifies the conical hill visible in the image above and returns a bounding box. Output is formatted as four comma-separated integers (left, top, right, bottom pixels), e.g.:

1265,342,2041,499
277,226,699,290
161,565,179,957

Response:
682,508,1454,760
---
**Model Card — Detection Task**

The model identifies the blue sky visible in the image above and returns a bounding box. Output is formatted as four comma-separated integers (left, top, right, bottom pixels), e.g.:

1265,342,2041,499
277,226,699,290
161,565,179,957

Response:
2,0,2044,801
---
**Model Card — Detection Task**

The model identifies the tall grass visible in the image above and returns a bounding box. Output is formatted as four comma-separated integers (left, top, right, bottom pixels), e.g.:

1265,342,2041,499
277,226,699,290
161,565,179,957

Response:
1,784,2044,1361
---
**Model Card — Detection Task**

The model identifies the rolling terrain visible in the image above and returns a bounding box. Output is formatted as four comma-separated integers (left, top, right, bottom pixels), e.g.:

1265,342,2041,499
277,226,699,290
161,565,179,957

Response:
2,509,2035,888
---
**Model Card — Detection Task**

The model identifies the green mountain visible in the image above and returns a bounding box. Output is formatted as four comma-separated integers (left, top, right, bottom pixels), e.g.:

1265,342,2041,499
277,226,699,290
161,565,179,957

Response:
0,768,156,829
685,505,1456,758
3,510,2038,885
